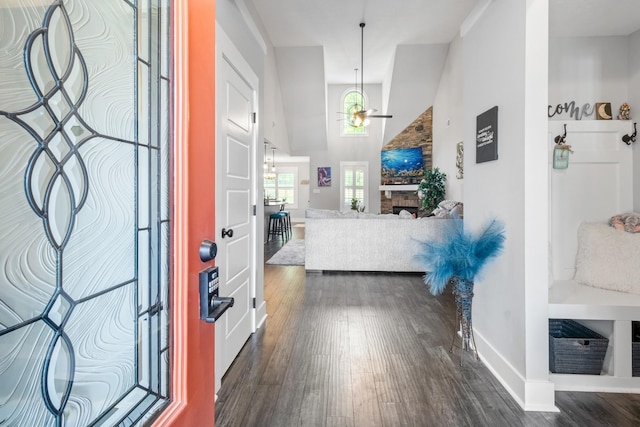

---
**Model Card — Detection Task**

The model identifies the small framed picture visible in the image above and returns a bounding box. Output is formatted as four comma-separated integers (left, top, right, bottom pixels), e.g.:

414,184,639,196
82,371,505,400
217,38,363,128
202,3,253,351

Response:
476,106,498,163
595,102,612,120
455,141,463,179
317,167,331,187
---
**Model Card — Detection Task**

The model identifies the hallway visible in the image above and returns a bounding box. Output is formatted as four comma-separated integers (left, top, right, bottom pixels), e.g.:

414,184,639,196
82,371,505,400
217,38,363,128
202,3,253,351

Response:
214,228,640,426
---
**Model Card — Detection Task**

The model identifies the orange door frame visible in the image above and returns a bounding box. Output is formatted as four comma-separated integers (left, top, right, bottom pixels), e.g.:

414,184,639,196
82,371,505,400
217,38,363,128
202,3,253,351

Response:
153,0,217,425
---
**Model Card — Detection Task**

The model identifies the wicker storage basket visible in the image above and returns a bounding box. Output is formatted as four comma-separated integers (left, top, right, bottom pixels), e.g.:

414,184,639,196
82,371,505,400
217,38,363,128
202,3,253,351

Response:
549,319,609,375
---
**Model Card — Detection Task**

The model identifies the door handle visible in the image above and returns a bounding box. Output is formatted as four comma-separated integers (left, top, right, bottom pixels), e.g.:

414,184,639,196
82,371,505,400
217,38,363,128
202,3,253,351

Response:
221,228,233,238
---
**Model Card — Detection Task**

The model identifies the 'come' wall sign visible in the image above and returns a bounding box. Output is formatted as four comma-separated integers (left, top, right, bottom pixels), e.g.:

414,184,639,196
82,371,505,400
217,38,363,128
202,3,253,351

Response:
548,101,612,120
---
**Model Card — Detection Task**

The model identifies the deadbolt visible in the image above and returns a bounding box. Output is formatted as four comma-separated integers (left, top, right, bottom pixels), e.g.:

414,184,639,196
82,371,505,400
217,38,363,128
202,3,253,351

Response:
199,239,217,262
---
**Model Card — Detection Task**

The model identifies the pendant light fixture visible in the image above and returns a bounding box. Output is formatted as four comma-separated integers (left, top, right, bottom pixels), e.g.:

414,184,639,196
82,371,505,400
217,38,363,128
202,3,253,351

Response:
344,22,392,127
271,147,276,172
356,22,368,127
350,67,369,128
263,141,268,170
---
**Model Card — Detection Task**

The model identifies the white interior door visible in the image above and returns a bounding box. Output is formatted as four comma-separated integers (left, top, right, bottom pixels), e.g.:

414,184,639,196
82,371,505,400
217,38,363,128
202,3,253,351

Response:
215,26,257,392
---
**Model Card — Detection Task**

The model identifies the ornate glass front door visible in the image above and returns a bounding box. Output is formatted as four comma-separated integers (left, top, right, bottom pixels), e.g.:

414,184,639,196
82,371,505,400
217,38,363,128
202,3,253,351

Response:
0,0,171,425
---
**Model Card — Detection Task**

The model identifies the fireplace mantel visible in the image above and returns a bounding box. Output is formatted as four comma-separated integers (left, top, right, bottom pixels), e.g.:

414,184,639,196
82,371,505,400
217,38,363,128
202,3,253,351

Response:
379,184,418,198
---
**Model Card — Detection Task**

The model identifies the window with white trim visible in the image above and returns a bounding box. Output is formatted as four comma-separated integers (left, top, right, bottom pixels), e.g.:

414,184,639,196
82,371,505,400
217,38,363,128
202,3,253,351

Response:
340,161,368,212
264,166,298,208
341,88,368,136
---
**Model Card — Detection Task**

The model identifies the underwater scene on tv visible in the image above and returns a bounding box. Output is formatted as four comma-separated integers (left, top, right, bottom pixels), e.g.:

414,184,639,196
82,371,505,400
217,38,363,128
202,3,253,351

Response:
381,147,424,178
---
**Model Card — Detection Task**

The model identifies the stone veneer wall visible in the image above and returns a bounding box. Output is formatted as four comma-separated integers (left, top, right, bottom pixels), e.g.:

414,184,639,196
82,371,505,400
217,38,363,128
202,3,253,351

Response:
380,107,433,214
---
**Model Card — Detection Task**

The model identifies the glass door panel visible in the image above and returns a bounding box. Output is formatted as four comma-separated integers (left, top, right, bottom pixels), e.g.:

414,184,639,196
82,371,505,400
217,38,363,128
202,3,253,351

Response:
0,0,172,425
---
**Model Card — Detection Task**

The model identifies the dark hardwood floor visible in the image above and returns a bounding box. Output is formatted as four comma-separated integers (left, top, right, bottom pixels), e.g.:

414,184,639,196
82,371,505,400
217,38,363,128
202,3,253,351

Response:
215,225,640,426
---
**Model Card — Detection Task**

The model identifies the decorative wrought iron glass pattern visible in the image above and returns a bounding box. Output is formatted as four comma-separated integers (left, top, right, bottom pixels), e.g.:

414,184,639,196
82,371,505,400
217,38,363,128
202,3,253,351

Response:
0,0,171,425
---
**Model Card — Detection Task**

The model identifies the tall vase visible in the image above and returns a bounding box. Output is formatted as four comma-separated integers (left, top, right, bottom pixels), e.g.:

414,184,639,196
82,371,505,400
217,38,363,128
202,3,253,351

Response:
450,275,477,364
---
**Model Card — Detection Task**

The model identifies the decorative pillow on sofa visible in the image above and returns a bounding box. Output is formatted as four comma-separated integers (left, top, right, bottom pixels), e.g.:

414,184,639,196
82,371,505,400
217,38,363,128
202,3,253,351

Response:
340,210,359,218
305,209,341,218
357,212,379,219
450,204,463,219
398,209,414,219
438,200,460,211
432,201,463,219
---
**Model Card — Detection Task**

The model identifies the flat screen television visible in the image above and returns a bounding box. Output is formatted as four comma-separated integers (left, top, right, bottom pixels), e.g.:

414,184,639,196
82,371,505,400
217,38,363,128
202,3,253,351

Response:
381,147,424,180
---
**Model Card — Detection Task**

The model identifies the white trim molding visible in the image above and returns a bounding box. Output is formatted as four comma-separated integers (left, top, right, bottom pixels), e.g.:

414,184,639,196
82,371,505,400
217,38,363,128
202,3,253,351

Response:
475,328,558,412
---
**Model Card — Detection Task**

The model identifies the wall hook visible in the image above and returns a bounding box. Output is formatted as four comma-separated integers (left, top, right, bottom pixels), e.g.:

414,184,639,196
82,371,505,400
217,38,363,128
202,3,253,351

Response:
554,123,567,145
622,122,637,145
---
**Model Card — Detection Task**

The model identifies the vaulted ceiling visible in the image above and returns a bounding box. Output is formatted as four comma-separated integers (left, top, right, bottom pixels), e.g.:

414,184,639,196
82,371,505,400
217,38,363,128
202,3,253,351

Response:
245,0,640,158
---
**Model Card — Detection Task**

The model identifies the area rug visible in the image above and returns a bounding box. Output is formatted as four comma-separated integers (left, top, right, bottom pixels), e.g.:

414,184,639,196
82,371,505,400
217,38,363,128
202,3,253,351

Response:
266,239,305,266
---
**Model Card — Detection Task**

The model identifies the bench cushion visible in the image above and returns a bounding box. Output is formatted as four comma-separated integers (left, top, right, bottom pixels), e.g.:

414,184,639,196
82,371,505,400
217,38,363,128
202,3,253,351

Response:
574,223,640,295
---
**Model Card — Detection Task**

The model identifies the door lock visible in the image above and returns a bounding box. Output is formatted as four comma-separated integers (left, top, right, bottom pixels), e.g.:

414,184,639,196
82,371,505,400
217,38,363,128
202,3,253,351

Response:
221,228,234,238
199,266,234,323
199,239,217,262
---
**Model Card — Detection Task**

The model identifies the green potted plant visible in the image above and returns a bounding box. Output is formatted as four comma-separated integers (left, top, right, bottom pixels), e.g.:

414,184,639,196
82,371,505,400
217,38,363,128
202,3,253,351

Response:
350,197,365,212
416,167,446,213
350,197,359,211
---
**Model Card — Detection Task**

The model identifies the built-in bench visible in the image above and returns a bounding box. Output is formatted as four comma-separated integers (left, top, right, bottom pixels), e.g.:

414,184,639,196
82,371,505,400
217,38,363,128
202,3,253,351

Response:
548,222,640,392
549,281,640,392
547,121,638,393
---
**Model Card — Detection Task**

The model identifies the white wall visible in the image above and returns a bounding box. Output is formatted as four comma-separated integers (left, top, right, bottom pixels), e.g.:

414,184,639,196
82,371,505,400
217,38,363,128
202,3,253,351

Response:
463,0,554,410
307,84,384,212
275,161,310,222
217,1,265,87
432,36,464,202
631,29,640,211
384,44,449,144
274,46,328,154
548,34,638,279
240,0,291,156
548,36,629,121
464,0,526,379
263,44,291,153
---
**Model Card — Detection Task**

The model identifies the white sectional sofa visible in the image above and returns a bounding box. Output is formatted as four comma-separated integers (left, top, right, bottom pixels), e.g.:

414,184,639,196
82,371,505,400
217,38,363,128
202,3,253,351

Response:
304,209,455,272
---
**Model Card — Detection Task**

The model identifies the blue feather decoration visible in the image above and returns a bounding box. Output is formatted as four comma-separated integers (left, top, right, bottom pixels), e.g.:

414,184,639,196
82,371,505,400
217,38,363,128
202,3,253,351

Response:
414,219,505,295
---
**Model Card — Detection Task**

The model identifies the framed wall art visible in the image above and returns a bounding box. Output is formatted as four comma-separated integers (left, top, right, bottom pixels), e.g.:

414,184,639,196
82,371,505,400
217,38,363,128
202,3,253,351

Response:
476,106,498,163
317,167,331,187
456,141,463,179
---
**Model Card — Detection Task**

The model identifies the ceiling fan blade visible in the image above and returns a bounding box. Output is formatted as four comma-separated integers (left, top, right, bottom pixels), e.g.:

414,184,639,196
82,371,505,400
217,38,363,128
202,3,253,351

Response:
367,114,393,118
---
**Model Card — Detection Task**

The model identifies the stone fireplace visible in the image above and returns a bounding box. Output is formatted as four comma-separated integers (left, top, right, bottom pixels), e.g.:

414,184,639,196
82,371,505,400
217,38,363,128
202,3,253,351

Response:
380,107,432,214
381,191,420,215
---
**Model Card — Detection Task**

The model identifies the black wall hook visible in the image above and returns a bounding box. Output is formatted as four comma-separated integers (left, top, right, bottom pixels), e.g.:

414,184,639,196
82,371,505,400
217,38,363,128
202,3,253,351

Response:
622,122,637,145
554,123,567,145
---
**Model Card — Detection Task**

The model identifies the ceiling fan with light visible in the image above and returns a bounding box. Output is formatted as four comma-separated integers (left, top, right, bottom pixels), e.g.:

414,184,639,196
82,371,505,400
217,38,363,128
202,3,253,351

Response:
340,22,392,128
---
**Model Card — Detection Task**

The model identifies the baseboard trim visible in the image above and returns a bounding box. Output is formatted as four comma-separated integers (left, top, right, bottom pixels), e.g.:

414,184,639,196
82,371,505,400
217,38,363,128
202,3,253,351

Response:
254,299,267,331
474,328,558,412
